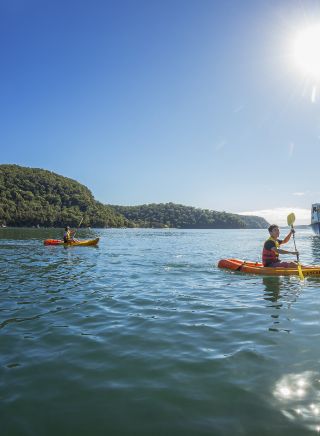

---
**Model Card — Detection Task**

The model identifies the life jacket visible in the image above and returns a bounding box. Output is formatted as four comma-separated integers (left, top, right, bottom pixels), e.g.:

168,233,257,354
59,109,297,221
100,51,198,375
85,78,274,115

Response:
63,230,72,243
262,236,280,266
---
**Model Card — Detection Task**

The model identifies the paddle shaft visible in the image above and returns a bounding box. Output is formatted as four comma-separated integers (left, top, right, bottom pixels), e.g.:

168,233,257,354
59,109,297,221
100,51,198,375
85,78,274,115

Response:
287,213,304,280
73,217,83,238
290,225,300,262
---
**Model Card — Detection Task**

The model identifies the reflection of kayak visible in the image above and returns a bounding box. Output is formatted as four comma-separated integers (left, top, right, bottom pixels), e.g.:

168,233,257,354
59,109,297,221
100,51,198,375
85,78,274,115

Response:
44,238,99,246
218,258,320,276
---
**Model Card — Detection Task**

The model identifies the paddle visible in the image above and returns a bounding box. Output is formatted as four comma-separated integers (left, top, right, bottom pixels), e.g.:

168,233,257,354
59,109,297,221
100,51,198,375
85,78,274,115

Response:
287,213,304,280
73,216,83,239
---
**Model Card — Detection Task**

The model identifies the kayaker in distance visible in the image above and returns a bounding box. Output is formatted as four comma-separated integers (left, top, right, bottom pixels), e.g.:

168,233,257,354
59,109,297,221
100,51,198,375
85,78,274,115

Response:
262,224,299,268
63,226,77,243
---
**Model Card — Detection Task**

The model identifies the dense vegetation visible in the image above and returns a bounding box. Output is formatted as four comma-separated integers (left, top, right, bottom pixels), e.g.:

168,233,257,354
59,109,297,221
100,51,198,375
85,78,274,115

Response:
112,203,269,229
0,165,269,229
0,165,128,227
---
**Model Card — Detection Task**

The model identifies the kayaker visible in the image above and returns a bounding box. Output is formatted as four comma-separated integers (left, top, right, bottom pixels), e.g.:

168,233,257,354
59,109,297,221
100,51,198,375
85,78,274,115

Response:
63,226,75,243
262,224,299,267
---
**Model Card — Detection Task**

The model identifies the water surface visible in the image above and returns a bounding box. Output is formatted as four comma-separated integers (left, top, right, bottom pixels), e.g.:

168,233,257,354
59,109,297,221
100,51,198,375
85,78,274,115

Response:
1,228,320,435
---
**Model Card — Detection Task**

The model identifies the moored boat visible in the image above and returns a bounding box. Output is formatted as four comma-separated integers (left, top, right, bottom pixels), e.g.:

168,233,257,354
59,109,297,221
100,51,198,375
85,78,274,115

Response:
44,237,99,246
218,258,320,276
311,203,320,235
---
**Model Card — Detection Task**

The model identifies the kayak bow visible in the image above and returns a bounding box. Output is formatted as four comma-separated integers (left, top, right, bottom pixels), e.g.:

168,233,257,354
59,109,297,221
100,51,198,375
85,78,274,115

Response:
218,258,320,277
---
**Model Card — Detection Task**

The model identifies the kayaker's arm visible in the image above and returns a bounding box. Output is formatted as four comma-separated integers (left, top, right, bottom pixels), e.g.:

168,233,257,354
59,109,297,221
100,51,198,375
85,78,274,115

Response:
70,230,79,242
281,230,294,244
272,247,298,256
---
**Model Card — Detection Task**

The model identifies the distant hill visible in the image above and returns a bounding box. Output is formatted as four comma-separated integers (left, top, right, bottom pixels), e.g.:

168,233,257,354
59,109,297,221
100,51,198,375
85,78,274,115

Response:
280,224,311,229
0,164,128,227
0,165,269,229
239,215,270,229
112,203,269,229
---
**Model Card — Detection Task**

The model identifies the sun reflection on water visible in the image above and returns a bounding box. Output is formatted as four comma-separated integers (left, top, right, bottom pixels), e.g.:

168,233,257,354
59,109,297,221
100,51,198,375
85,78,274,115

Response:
274,371,320,431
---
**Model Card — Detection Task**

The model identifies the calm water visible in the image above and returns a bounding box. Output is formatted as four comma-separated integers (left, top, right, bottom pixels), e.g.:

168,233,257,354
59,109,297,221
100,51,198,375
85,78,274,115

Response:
1,227,320,435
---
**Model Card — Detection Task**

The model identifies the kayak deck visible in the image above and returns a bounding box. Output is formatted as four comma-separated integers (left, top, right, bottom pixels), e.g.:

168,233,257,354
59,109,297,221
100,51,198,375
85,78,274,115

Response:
218,258,320,276
44,237,99,246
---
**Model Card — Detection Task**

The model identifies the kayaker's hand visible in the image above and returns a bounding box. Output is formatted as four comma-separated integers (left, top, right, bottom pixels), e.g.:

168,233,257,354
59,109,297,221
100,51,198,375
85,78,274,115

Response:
291,229,295,235
293,251,299,256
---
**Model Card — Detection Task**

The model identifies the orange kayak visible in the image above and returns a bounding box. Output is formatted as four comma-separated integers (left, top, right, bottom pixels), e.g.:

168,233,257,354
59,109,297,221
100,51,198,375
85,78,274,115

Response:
44,238,99,246
218,258,320,277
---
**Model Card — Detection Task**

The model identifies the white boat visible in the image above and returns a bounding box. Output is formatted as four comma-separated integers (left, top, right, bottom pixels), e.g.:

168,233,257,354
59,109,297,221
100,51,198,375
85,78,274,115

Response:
311,203,320,234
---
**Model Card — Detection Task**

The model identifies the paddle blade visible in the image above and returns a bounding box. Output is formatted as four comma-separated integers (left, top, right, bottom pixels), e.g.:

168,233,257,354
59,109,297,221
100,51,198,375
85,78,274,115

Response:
287,213,296,227
297,263,304,281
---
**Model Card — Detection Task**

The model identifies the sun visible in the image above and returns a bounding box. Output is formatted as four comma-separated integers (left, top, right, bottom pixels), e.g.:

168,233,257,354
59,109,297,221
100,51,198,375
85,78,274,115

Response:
293,25,320,79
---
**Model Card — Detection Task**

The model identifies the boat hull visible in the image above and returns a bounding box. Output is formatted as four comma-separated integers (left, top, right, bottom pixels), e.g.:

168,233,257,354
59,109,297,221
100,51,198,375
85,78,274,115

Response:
44,238,99,246
311,204,320,235
218,258,320,276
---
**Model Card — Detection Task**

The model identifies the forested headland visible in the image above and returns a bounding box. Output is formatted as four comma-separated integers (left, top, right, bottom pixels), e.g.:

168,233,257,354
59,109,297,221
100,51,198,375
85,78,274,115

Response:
112,203,269,229
0,165,269,229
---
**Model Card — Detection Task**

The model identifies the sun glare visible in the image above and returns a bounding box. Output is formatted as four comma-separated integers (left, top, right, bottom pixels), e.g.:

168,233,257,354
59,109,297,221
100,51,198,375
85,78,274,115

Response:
293,25,320,79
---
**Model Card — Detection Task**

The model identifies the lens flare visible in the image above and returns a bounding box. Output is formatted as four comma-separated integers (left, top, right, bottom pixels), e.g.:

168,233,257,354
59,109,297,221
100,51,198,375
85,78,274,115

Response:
293,25,320,79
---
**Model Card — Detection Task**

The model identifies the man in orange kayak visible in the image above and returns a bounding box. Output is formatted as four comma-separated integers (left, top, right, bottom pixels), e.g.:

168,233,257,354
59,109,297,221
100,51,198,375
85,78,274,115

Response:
262,224,299,267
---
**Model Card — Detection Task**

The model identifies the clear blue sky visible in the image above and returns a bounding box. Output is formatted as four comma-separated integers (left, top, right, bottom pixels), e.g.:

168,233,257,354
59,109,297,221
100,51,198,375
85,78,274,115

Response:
1,0,320,224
